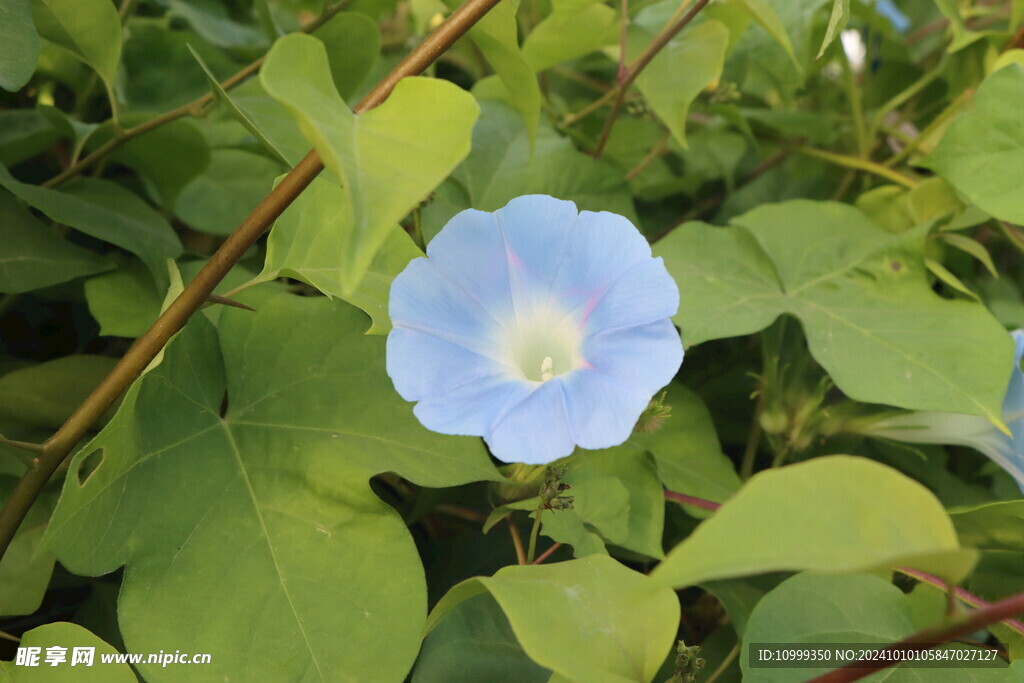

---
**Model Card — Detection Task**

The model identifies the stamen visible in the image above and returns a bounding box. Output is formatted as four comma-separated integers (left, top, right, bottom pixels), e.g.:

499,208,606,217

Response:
540,356,554,382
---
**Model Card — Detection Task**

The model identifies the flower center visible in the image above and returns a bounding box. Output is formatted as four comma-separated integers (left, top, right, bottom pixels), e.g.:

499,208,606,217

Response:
504,306,583,383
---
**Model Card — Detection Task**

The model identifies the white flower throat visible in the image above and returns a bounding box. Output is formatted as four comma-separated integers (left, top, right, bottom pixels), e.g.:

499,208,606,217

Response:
502,304,584,383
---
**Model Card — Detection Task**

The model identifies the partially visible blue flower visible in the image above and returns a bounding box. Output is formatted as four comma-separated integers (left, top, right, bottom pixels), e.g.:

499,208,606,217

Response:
867,330,1024,492
876,1,911,34
386,195,683,464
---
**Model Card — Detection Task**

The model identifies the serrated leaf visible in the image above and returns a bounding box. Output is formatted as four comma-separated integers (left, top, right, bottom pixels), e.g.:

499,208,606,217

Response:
653,456,977,589
425,555,680,683
0,190,110,293
0,0,40,92
654,200,1012,422
923,65,1024,224
260,34,478,293
44,288,500,681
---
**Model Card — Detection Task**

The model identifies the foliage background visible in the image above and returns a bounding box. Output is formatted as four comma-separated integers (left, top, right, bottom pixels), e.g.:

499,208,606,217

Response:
2,0,1024,680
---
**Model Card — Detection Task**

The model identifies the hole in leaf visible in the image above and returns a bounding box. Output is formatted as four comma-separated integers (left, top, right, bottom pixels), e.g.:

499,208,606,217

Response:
219,390,229,418
77,448,105,487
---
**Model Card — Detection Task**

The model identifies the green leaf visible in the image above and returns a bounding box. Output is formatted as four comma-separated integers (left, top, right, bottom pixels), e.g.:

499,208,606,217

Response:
413,593,552,683
815,0,849,59
45,288,500,681
167,0,268,52
539,447,665,558
83,257,163,338
0,355,118,429
632,20,730,149
0,190,110,293
311,12,381,101
0,622,135,681
30,0,120,97
730,0,799,70
425,555,680,683
256,177,424,334
632,383,741,508
522,0,618,71
951,500,1024,553
653,456,977,589
175,149,284,235
0,109,64,167
464,0,540,145
0,479,56,617
0,0,40,92
260,33,478,293
188,44,290,163
654,200,1012,422
423,101,636,242
0,167,182,286
923,65,1024,224
87,116,210,209
740,573,1018,682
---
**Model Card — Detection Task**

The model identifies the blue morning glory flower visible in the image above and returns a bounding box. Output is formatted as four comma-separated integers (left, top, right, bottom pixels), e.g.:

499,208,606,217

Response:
386,195,684,464
867,330,1024,492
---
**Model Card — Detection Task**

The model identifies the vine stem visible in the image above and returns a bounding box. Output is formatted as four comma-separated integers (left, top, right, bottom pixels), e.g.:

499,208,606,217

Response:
0,0,506,565
507,518,527,565
526,508,543,564
663,489,719,511
41,0,355,189
532,541,562,564
591,0,711,158
807,589,1024,683
783,144,919,188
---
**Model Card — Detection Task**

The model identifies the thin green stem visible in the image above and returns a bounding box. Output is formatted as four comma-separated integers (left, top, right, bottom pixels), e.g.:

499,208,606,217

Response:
784,144,919,188
526,508,543,564
740,393,764,480
42,0,354,189
592,0,711,157
507,518,527,565
704,645,739,683
838,48,867,158
0,0,506,566
866,56,947,148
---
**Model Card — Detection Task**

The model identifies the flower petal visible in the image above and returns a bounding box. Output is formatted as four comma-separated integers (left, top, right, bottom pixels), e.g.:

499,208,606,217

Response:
425,208,517,322
550,209,653,313
493,195,579,298
485,380,575,464
582,318,683,395
559,369,651,449
386,327,507,402
413,375,533,437
389,257,500,357
577,257,680,336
